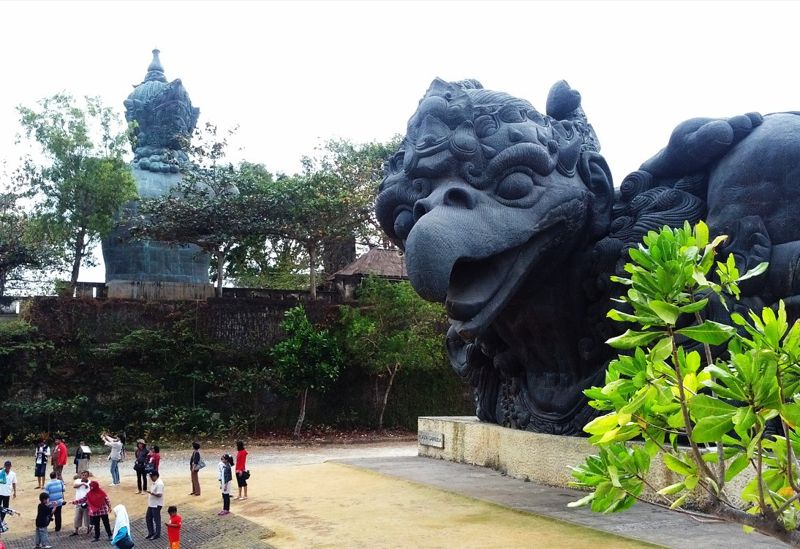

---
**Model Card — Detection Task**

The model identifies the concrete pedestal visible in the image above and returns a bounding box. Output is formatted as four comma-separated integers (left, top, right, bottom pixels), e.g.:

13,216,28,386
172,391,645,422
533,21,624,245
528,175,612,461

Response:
418,416,751,507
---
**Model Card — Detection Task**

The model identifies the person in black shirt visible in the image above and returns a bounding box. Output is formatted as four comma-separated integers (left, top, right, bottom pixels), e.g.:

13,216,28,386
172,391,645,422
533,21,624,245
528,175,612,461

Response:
34,491,53,549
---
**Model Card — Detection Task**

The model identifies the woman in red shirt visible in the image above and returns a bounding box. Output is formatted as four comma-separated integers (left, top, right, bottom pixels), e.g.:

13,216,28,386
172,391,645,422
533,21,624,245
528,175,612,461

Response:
234,440,248,500
72,480,112,541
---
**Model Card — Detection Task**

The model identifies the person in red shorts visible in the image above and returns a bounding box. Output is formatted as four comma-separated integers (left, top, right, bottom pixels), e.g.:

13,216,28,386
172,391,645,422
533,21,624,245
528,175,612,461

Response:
166,505,181,549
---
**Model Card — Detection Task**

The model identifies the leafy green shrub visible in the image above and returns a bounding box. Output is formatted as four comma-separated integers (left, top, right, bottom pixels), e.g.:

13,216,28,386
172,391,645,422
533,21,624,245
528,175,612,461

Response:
270,306,341,438
570,221,800,544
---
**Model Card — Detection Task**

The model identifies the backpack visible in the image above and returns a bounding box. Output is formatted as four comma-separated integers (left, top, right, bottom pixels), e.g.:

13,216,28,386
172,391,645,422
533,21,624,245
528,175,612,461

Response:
0,469,6,485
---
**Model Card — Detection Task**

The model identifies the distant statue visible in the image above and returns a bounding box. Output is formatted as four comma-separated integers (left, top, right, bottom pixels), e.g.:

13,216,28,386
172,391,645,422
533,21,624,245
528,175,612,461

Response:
102,50,209,285
376,78,800,434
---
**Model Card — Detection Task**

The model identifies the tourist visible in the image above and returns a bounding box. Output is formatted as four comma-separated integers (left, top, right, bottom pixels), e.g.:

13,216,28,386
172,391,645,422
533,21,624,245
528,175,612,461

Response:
34,439,50,489
70,470,91,536
134,440,149,494
189,441,202,496
145,471,164,540
166,505,182,549
44,471,65,532
149,445,161,473
34,491,53,549
52,436,68,480
72,479,112,542
235,440,248,500
218,454,233,516
101,433,124,486
74,441,90,474
111,504,134,548
0,461,16,522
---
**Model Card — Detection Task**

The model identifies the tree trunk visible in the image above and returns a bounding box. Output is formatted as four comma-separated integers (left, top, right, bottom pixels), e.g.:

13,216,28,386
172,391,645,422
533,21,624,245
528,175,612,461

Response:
293,387,309,439
308,246,317,300
0,271,6,297
215,250,225,297
378,365,399,431
70,228,86,288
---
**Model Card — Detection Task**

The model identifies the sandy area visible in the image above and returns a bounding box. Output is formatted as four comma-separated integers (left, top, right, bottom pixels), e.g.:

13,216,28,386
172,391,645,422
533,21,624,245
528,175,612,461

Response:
1,442,651,548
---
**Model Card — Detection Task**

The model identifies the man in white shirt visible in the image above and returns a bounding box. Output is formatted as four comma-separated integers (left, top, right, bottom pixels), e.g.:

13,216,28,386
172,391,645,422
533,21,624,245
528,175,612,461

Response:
101,433,123,486
0,460,16,521
70,470,91,536
145,471,164,540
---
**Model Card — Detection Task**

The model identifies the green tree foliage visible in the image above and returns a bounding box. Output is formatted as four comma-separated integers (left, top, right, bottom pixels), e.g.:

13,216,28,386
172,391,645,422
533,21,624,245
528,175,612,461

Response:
257,138,400,298
338,277,447,429
0,192,55,295
16,94,137,288
569,221,800,545
270,306,342,438
303,137,403,251
133,125,277,296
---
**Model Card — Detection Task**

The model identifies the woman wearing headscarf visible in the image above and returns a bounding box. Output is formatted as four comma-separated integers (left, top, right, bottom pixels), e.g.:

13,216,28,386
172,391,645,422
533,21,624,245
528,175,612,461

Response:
111,504,134,548
72,479,112,542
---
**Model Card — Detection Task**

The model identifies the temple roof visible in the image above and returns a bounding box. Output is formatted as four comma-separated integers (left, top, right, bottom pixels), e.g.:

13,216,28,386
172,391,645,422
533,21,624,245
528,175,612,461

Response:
330,248,407,280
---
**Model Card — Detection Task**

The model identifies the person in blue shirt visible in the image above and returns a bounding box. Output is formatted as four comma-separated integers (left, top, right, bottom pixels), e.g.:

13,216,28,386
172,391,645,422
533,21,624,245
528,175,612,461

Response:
43,472,65,532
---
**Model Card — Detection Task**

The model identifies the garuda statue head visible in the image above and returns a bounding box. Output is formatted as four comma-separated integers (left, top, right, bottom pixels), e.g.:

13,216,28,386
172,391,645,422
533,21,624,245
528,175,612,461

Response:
377,79,613,337
376,79,616,433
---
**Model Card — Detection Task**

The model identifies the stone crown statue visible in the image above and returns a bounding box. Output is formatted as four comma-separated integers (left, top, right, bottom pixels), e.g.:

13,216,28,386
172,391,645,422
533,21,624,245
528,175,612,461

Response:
102,50,209,285
377,78,800,435
124,49,200,174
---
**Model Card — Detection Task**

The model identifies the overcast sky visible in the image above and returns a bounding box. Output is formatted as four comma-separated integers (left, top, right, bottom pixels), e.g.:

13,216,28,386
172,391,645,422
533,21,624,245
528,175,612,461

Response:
2,0,799,282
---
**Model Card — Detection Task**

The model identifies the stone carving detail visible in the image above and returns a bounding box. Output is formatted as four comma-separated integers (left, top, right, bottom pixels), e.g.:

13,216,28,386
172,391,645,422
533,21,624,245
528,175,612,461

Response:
124,49,199,173
102,50,208,284
376,78,800,435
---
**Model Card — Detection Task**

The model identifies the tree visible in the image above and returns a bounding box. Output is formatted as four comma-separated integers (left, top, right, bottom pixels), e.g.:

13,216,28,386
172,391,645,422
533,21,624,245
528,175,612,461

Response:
133,125,276,296
338,277,447,429
302,137,403,270
0,192,53,296
16,94,137,288
270,306,341,438
568,221,800,545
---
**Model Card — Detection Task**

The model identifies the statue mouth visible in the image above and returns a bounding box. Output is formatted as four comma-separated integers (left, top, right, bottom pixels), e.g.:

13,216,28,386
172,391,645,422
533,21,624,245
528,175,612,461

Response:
446,223,562,339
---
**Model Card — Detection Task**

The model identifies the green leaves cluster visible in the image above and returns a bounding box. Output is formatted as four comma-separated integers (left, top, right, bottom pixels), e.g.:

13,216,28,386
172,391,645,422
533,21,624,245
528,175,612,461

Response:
16,94,137,287
270,306,342,396
338,277,447,428
571,221,800,543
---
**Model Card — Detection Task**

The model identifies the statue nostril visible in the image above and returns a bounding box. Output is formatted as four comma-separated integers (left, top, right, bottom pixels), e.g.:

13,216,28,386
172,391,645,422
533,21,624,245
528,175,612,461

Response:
443,187,476,209
508,128,524,142
413,201,428,222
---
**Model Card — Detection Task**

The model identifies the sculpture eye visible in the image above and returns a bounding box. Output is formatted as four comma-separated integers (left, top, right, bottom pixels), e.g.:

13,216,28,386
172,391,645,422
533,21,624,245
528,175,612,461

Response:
475,115,498,138
393,208,415,240
496,172,534,201
498,106,525,123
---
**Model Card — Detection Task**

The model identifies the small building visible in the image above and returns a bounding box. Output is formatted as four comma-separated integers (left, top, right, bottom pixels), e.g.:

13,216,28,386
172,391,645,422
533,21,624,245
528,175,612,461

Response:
329,248,407,301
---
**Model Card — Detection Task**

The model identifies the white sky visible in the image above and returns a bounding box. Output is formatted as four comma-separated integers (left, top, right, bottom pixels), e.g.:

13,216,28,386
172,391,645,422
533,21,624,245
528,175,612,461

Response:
2,0,799,282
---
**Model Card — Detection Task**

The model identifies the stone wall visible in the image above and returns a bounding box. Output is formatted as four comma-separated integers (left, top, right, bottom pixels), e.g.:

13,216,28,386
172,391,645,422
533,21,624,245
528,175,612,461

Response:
417,416,754,508
21,296,321,349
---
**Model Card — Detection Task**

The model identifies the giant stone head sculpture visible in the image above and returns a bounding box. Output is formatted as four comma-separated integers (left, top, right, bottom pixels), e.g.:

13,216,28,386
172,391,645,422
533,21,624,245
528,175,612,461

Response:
379,78,800,435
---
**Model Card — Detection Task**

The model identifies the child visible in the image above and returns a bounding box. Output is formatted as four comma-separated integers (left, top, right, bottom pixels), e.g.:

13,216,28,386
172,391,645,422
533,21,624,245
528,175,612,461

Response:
0,503,19,549
218,454,233,516
34,491,53,549
166,505,182,549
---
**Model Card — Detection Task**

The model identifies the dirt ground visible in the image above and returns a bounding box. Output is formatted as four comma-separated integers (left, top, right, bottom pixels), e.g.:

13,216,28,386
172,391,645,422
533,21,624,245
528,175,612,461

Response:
1,441,651,548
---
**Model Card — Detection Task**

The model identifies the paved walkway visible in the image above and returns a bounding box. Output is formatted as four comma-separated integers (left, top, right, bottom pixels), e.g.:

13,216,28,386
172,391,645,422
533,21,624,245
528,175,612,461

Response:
337,456,785,549
1,505,274,549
